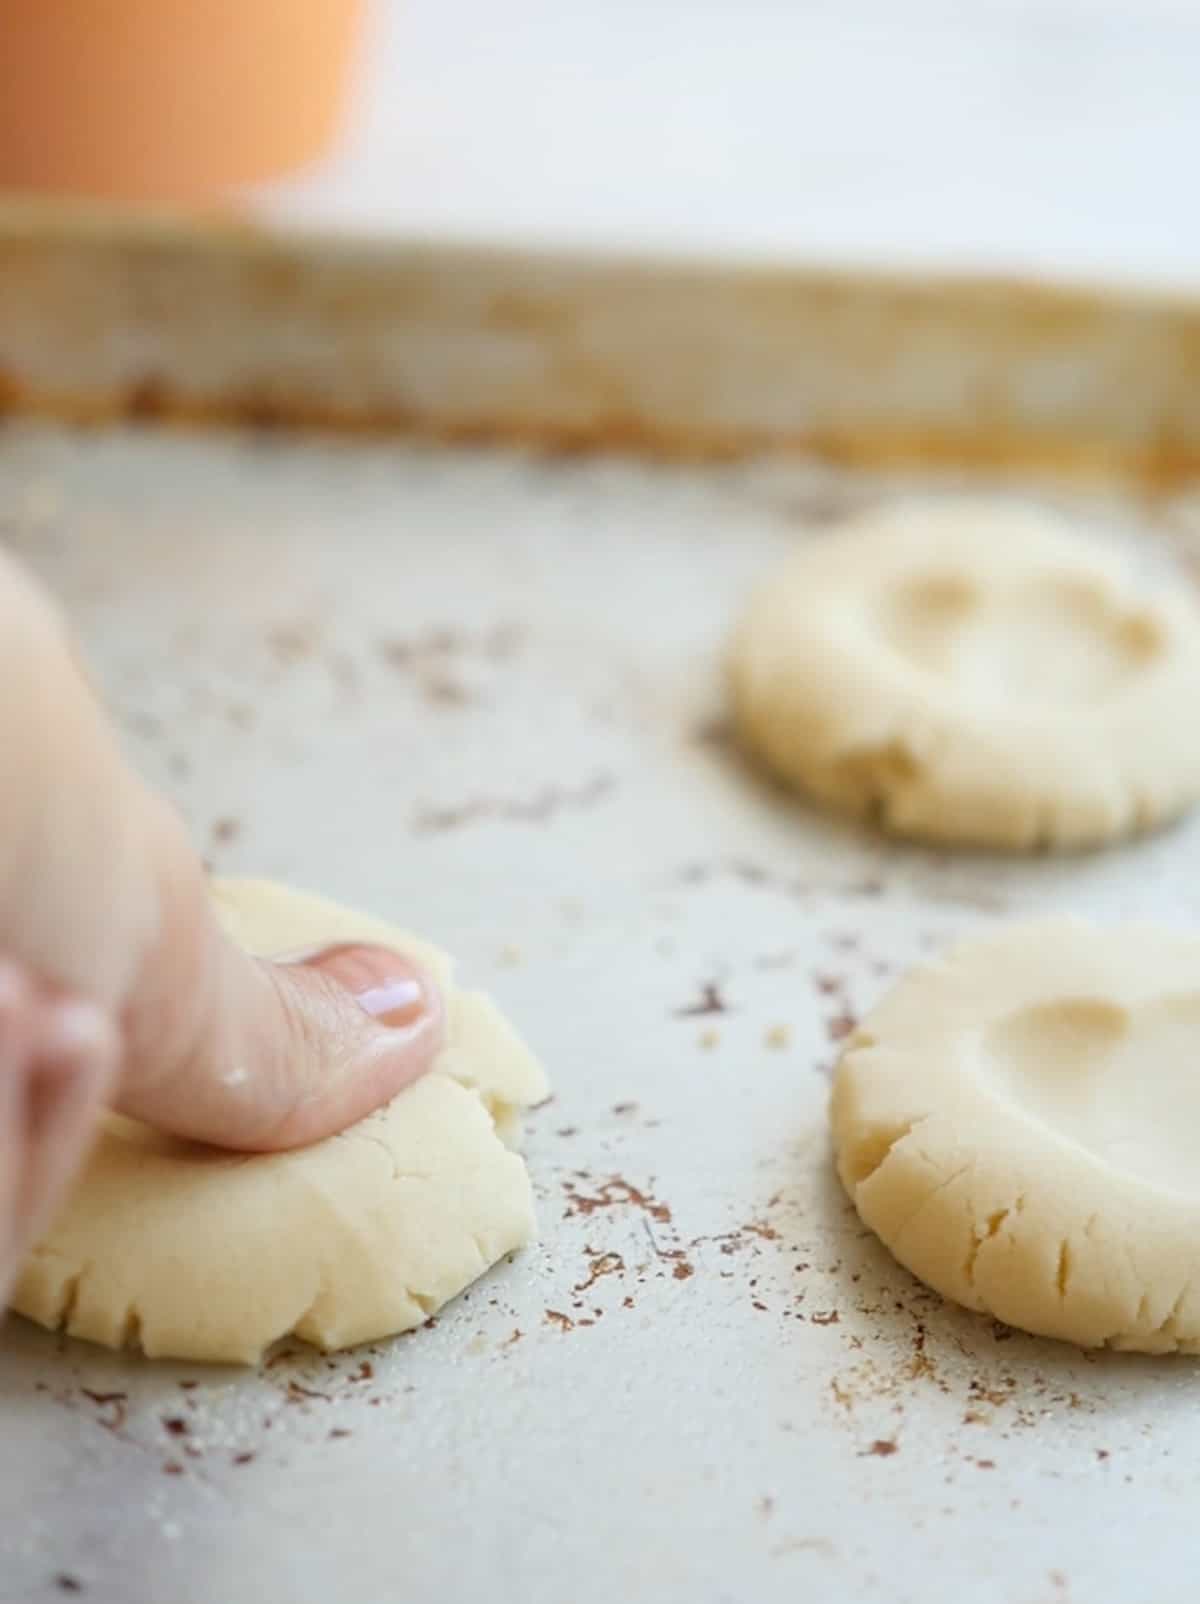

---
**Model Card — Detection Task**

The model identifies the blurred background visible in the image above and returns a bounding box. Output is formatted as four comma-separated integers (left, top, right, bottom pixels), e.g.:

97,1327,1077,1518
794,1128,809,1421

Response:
0,0,1196,287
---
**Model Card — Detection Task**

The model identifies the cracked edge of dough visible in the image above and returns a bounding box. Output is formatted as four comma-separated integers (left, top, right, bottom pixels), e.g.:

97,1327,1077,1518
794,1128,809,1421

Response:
729,500,1200,851
8,879,549,1362
830,920,1200,1354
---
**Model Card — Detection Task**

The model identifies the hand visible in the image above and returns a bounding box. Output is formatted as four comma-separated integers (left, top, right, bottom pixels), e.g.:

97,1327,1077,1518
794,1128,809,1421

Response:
0,550,443,1300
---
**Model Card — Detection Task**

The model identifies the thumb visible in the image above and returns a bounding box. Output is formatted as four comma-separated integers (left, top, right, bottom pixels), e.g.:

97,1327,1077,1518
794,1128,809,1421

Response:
115,924,444,1152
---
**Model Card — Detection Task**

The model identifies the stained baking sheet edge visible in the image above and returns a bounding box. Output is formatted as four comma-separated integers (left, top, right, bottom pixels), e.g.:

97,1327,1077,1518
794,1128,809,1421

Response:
1,199,1200,478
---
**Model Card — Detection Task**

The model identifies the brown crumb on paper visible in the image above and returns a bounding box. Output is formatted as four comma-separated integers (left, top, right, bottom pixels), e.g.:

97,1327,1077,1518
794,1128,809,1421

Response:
80,1389,127,1433
422,674,471,706
862,1438,899,1458
286,1382,331,1404
690,714,735,750
674,981,729,1017
267,621,319,664
562,1175,671,1225
826,1010,858,1043
573,1252,626,1293
412,773,614,834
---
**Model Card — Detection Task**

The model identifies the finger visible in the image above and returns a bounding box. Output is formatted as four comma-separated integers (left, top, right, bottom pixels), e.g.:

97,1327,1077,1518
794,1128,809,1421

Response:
115,940,444,1151
19,997,119,1246
0,962,36,1296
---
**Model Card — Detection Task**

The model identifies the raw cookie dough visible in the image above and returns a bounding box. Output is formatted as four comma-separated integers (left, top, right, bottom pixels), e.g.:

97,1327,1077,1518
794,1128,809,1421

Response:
832,919,1200,1352
9,879,549,1364
730,499,1200,849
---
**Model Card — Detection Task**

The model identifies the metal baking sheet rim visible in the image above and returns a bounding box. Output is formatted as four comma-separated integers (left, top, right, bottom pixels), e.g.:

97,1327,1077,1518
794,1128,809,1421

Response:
1,198,1200,479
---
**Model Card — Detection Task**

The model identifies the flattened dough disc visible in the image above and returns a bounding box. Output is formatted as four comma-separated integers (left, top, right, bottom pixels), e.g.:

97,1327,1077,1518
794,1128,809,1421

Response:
9,879,549,1364
832,919,1200,1353
731,499,1200,849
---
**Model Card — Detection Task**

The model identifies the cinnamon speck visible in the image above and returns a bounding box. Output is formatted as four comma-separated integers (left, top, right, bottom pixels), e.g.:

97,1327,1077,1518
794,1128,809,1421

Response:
863,1439,899,1458
691,715,733,749
210,816,240,845
545,1310,575,1333
232,1452,256,1466
81,1388,126,1407
163,1462,184,1476
675,982,729,1018
612,1101,638,1115
826,1011,858,1043
672,1261,695,1281
744,1221,780,1242
162,1417,189,1437
423,675,471,706
329,1428,352,1440
286,1382,331,1403
573,1251,626,1292
81,1389,128,1432
412,774,614,834
811,1310,840,1326
562,1176,671,1225
267,621,318,663
55,1576,83,1595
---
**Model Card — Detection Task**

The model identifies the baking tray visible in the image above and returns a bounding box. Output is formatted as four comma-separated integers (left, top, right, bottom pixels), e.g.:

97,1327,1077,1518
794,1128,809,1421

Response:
2,209,1200,1604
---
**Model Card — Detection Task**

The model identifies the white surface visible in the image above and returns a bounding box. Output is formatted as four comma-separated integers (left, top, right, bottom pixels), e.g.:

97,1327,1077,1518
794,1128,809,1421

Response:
260,0,1200,289
3,424,1200,1602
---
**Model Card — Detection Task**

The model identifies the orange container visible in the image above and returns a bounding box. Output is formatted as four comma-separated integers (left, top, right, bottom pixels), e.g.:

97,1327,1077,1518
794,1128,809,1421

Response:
0,0,363,203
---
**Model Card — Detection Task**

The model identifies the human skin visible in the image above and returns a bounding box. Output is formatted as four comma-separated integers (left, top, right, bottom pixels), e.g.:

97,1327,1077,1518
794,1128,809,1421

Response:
0,549,443,1300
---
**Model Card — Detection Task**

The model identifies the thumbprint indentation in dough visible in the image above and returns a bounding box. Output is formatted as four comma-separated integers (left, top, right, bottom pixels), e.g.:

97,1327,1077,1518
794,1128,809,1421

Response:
878,572,1162,704
978,993,1200,1196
